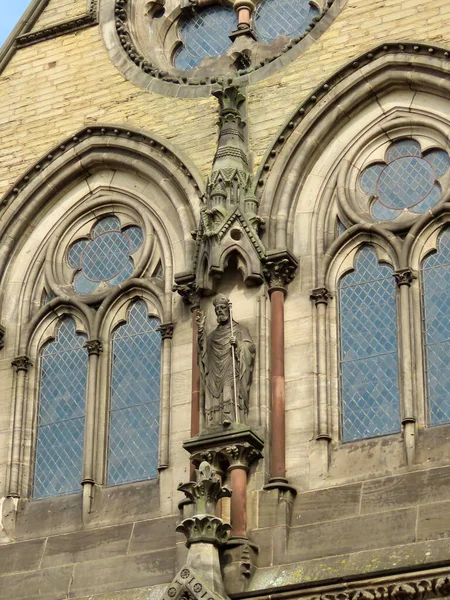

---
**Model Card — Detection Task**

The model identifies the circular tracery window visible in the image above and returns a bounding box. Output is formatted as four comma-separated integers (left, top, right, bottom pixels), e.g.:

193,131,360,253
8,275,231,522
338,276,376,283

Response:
360,140,450,221
67,216,144,294
106,0,342,93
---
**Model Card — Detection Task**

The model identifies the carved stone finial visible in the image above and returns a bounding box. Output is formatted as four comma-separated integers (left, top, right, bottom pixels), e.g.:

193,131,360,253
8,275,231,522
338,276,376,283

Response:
84,340,103,356
310,287,332,306
178,461,231,516
158,323,174,340
177,461,232,547
394,268,416,287
11,356,32,372
263,250,298,292
212,84,246,117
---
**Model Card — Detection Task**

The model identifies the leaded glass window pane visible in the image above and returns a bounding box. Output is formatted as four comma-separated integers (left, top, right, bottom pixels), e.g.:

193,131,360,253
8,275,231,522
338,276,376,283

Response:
254,0,319,44
108,301,161,485
422,229,450,425
33,318,88,499
174,6,237,71
339,247,401,441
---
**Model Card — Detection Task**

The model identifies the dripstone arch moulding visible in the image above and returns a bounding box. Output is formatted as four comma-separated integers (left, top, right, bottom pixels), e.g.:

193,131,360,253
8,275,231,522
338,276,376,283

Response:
99,0,347,97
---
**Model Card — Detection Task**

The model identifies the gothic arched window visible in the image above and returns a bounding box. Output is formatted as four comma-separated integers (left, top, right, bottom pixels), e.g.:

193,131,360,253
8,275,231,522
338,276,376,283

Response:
33,318,88,499
338,246,401,441
422,228,450,426
108,301,161,485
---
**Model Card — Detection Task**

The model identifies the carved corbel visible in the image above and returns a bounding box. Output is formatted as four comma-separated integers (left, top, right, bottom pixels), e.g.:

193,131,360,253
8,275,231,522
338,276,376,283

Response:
158,323,174,340
263,249,298,293
11,356,32,372
174,272,201,309
310,287,332,305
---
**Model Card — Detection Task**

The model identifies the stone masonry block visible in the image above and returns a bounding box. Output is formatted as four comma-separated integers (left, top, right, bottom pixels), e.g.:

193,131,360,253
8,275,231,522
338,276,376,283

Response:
129,516,178,554
0,566,73,600
0,538,46,576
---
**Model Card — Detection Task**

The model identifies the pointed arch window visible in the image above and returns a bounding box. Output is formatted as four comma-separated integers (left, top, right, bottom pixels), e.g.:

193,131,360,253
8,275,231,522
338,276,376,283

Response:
338,246,401,441
33,318,88,499
108,301,161,485
422,228,450,426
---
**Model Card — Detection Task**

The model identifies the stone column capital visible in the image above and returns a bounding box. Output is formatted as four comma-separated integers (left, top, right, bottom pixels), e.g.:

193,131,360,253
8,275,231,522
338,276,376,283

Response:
394,268,416,287
11,356,32,372
84,340,103,356
157,323,174,340
310,287,332,305
263,249,298,293
221,442,262,471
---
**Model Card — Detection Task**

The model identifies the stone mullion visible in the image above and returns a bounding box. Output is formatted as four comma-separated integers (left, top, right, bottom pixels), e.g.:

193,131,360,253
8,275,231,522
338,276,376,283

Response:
158,323,174,470
82,340,102,519
310,288,332,441
394,269,417,466
8,357,32,498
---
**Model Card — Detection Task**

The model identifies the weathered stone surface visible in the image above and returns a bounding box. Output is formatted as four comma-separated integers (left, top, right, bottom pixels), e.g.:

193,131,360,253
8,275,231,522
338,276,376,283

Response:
41,523,133,568
90,480,160,526
15,495,82,540
129,516,178,554
0,566,73,600
292,483,362,527
70,548,175,597
417,500,450,542
0,537,46,576
361,467,450,514
285,508,417,563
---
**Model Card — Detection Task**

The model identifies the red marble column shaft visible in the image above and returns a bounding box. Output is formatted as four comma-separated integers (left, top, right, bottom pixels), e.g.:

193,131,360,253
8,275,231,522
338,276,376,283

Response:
230,467,247,538
191,308,201,479
270,289,286,481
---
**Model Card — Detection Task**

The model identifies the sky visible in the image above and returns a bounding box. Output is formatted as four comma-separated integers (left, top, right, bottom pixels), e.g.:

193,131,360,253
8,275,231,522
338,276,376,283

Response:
0,0,31,46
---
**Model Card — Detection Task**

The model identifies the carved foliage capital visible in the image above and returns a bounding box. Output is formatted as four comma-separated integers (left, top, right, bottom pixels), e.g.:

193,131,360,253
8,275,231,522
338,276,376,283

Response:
176,515,231,547
84,340,103,356
394,268,416,287
178,461,231,515
263,250,298,291
11,356,32,372
221,442,262,470
310,287,332,306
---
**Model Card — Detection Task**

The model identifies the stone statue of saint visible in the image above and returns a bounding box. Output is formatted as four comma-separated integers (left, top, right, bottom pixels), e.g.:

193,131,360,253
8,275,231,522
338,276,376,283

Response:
197,294,255,428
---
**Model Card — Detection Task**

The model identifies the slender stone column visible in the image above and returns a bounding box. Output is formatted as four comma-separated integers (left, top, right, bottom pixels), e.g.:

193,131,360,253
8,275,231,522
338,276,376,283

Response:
158,323,174,470
394,268,417,465
263,250,298,486
8,356,32,498
310,288,332,441
82,339,102,519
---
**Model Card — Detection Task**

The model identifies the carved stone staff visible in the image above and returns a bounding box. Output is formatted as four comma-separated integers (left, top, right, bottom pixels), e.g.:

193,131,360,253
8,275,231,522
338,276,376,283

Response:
228,301,239,424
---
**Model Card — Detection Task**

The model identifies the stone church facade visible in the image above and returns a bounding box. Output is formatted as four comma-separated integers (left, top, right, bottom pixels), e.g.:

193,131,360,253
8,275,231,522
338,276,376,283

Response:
1,0,450,599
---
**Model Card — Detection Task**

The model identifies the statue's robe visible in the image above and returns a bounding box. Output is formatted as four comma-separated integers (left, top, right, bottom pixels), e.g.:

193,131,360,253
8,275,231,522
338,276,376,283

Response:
200,320,255,426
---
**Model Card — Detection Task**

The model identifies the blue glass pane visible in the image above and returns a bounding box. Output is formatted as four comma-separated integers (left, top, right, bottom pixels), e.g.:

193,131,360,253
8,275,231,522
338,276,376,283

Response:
371,199,397,221
377,156,435,209
73,271,99,294
386,139,421,161
339,247,400,441
411,183,442,214
124,226,144,254
255,0,319,43
174,6,236,71
33,319,88,499
93,216,121,237
108,301,161,485
107,258,134,287
425,150,450,178
82,231,130,281
68,239,88,269
360,163,383,195
423,229,450,425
